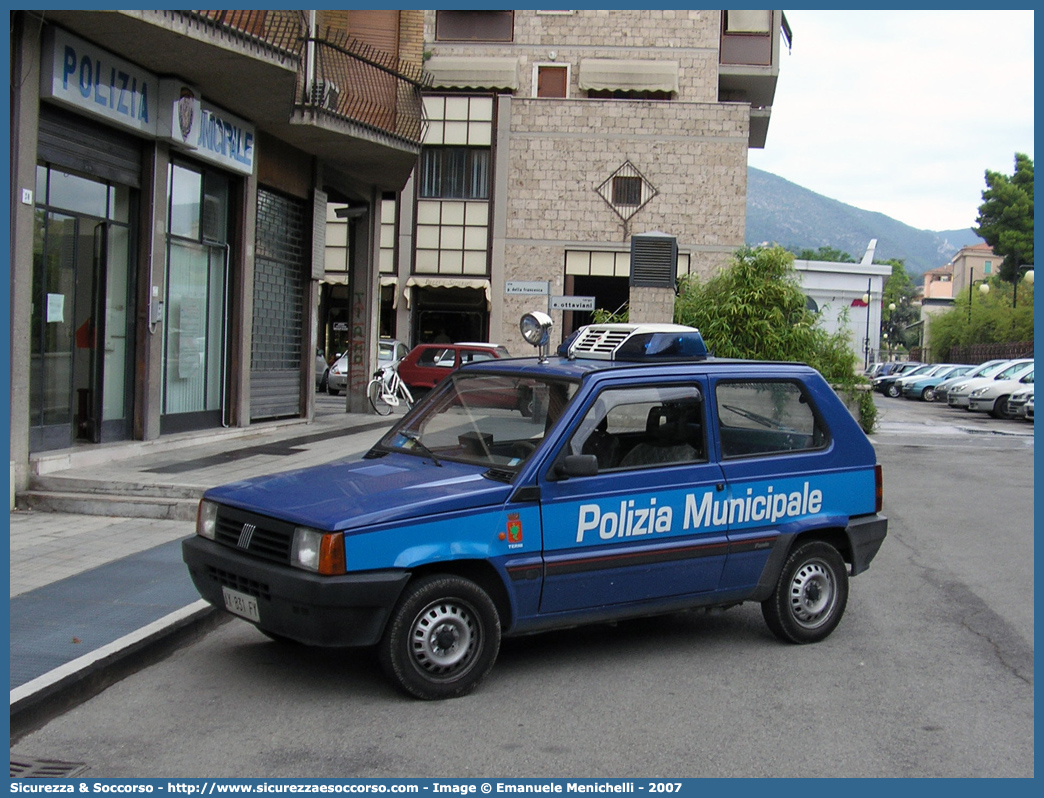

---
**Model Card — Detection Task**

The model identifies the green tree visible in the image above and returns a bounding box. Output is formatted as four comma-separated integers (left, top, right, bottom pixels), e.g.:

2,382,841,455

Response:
975,153,1034,283
881,260,918,353
673,246,857,382
794,246,855,263
929,275,1034,354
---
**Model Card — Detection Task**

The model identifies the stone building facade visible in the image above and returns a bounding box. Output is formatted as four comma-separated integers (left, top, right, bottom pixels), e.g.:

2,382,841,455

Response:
379,9,786,353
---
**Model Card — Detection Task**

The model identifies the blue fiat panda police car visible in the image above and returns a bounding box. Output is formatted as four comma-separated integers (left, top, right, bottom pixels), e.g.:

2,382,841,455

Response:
183,317,887,700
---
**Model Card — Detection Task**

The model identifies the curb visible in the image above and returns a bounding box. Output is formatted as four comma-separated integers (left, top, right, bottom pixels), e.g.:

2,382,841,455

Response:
10,600,229,744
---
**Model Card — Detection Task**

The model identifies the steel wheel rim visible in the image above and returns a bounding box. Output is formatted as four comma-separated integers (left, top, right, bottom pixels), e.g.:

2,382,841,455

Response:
788,559,836,629
409,599,479,678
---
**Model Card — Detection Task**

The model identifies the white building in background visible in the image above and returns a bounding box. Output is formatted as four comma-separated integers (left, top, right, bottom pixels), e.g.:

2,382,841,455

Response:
794,240,892,369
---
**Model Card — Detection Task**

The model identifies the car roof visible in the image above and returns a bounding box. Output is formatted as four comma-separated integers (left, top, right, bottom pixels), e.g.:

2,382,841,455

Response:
414,342,504,349
457,355,818,382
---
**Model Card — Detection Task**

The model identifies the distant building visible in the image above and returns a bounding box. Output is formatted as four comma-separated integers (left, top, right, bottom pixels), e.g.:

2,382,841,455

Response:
793,240,891,369
949,243,998,296
922,265,954,300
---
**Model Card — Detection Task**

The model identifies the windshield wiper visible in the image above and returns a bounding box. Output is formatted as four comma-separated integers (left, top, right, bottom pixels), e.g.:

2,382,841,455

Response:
402,432,442,467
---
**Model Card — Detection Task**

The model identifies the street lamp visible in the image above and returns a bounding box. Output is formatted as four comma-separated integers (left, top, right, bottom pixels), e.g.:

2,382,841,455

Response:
967,267,991,322
862,277,873,370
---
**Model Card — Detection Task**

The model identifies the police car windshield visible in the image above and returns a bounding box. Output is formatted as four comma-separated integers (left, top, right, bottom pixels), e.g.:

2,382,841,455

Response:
381,373,579,472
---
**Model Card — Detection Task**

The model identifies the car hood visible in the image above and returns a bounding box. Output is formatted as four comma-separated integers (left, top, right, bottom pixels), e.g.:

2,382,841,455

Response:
204,454,513,531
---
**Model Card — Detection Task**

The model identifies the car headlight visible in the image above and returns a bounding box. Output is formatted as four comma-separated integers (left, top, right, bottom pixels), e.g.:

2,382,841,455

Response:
197,499,219,539
291,527,346,575
969,388,989,398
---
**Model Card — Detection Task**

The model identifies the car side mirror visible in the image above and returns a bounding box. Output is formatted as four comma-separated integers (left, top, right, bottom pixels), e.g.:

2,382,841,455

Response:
554,454,599,479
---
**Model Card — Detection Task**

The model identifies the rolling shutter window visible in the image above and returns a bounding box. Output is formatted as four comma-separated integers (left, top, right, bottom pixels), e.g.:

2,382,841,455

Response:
37,104,142,188
347,10,400,56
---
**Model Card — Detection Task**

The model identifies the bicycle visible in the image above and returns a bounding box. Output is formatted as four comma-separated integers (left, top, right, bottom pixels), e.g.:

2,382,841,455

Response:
368,363,415,415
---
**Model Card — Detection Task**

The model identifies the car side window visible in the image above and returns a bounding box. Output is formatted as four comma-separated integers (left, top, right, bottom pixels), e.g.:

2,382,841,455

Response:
417,348,455,368
463,349,495,363
716,380,827,458
568,385,706,471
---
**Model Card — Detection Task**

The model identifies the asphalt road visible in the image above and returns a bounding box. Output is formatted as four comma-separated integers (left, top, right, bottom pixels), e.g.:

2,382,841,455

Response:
11,395,1034,778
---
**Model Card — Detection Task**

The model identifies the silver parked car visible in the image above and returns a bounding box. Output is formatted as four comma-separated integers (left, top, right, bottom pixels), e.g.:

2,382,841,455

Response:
327,338,408,396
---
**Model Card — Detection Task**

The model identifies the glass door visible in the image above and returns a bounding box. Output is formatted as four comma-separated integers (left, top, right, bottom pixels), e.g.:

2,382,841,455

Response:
160,162,230,433
30,166,135,452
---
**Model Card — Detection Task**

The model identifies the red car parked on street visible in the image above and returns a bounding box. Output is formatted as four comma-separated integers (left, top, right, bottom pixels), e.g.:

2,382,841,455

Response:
396,343,511,396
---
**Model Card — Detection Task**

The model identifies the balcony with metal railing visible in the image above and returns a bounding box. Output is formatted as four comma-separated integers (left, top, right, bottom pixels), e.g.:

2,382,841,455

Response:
39,10,428,189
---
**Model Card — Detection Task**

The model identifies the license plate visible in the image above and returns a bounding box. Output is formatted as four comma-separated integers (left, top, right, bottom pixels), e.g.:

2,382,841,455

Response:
222,587,260,623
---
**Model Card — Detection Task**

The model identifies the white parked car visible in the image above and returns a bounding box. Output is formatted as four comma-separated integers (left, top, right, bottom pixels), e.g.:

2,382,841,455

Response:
932,359,1008,403
947,359,1034,409
1007,387,1034,420
968,369,1034,418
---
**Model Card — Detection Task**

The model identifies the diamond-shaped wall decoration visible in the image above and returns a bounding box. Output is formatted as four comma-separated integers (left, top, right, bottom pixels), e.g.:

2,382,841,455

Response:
595,160,658,221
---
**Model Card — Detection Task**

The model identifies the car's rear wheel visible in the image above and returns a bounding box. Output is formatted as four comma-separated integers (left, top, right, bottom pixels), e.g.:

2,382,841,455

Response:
379,575,500,700
762,541,848,644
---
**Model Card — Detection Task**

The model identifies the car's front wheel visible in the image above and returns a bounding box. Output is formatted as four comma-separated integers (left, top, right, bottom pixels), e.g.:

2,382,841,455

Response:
762,541,848,644
922,387,936,402
991,395,1011,419
379,575,501,700
885,383,901,398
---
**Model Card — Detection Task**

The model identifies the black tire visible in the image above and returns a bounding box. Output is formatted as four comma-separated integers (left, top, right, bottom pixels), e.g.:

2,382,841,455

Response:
318,369,329,393
885,383,901,398
327,383,339,396
762,541,848,644
990,395,1010,419
368,379,393,416
922,387,936,402
379,575,500,700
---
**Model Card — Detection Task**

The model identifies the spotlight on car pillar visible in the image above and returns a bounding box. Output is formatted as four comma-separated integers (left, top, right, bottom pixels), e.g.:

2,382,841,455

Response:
520,311,553,363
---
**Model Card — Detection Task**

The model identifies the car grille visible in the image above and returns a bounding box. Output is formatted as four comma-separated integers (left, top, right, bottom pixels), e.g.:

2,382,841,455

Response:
214,505,295,565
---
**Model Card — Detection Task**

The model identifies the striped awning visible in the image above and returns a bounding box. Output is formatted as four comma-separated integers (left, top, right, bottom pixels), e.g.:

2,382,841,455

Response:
425,57,519,90
577,59,679,94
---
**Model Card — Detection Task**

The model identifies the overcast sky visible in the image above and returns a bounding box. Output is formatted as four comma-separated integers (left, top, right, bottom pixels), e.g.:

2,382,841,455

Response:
746,9,1034,233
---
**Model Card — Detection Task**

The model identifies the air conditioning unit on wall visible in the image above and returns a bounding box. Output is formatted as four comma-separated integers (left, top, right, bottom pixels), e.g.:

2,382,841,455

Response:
309,80,340,111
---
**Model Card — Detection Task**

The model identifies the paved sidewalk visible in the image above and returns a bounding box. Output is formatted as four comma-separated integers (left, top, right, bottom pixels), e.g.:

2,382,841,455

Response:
9,409,396,738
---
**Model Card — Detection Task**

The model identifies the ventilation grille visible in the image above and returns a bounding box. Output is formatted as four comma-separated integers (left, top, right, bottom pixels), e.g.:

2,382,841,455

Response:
630,233,678,289
569,327,633,359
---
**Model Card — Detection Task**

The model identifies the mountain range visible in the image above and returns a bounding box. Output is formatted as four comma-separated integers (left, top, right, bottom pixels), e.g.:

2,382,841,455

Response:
745,166,984,277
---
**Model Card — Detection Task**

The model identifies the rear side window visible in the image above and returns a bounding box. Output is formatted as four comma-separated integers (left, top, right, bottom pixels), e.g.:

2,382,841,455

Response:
462,349,496,364
416,348,455,368
716,380,827,458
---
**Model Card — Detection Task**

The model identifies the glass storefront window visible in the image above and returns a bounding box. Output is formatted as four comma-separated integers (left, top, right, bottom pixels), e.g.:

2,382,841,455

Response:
169,163,202,239
46,169,109,217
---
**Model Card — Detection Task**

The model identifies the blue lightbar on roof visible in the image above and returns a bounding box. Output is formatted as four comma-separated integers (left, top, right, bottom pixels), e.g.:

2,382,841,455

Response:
614,331,708,361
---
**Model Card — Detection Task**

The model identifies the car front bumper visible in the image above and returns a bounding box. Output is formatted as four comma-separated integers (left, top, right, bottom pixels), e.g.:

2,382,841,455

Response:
182,536,410,647
967,398,996,412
